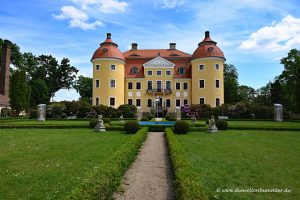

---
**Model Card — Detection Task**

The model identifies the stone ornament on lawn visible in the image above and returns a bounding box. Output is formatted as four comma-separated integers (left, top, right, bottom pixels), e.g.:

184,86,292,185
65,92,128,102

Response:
137,108,142,120
37,104,46,122
95,115,106,132
274,104,283,122
175,108,181,121
207,115,218,133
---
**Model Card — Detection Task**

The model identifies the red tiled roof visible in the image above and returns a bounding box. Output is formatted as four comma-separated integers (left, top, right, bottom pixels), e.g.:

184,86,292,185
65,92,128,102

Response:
192,31,225,60
92,33,125,61
123,49,191,59
0,94,9,106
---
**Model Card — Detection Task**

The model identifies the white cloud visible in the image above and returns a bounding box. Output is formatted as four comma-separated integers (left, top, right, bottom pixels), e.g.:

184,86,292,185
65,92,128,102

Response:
156,0,185,8
239,15,300,52
53,6,102,30
71,0,128,13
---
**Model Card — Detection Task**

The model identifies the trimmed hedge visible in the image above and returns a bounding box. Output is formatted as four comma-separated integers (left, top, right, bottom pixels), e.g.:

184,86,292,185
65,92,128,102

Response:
66,127,148,200
89,119,98,129
216,120,228,130
174,121,190,134
165,128,206,200
106,126,124,131
124,121,140,134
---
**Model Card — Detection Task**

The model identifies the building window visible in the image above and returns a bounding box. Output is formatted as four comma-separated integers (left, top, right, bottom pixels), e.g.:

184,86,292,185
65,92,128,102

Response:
176,99,181,107
110,79,116,88
157,70,162,76
208,47,214,52
216,98,220,107
216,80,220,88
166,99,171,107
96,64,100,70
199,64,204,70
166,70,171,75
110,97,115,106
136,82,141,90
215,64,220,70
131,66,139,74
184,99,188,105
128,82,133,89
136,99,141,107
147,81,152,90
176,82,180,90
95,97,99,106
183,82,188,90
199,80,205,88
147,99,152,107
128,99,133,105
157,81,162,90
147,70,153,76
166,80,171,90
178,67,185,75
95,80,100,88
200,97,205,105
110,64,116,71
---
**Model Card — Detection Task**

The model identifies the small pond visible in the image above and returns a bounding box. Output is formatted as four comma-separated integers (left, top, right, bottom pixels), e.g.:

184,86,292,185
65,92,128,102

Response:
138,121,176,126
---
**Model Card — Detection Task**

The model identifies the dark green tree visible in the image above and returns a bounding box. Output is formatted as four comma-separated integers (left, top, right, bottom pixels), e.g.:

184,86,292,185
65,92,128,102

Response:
30,78,49,106
224,64,239,103
73,75,92,103
270,79,283,105
237,85,256,102
9,70,31,115
279,49,300,112
254,83,271,106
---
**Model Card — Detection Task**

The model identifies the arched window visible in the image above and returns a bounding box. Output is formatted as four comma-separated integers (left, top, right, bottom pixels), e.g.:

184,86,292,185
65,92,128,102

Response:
178,67,185,75
131,66,139,74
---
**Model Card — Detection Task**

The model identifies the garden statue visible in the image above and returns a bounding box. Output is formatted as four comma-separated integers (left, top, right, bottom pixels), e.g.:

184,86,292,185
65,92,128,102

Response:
119,114,124,122
175,108,181,120
207,115,218,133
37,104,46,122
137,108,142,120
95,115,106,132
191,115,197,123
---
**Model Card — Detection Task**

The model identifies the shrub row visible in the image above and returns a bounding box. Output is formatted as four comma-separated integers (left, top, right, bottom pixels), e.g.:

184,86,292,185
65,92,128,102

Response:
0,125,88,129
105,126,124,131
66,127,148,200
165,128,206,200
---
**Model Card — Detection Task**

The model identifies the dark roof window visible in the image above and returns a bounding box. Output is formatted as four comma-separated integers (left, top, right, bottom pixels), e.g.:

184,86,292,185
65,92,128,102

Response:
178,67,185,75
131,66,139,74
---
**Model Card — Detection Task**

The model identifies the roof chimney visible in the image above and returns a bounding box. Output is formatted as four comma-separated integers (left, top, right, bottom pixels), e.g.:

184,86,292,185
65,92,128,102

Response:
169,43,176,50
131,43,138,50
107,33,111,39
0,40,11,96
205,31,210,38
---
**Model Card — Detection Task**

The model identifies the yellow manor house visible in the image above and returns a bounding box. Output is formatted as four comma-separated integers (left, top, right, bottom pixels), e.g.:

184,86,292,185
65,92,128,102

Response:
92,31,225,117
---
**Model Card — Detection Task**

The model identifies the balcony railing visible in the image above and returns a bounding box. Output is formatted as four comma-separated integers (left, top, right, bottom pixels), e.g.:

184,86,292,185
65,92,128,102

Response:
146,88,172,94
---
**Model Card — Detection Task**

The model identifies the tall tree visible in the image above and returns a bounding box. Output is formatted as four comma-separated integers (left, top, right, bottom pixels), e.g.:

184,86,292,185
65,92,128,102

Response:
270,79,283,105
237,85,256,102
73,75,92,103
30,78,49,106
9,70,31,115
279,49,300,112
254,83,271,106
224,64,239,103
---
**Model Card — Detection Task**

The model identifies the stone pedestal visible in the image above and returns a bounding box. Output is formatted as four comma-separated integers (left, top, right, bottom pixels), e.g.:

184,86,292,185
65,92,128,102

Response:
175,108,181,121
95,115,106,132
207,115,218,133
137,108,142,120
37,104,46,122
274,104,283,122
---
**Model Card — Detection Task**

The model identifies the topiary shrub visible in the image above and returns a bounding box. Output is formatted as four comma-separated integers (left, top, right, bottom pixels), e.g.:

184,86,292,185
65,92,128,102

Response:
124,121,140,134
147,115,154,120
174,120,190,134
216,120,228,130
141,117,149,121
89,119,98,129
29,109,37,119
103,118,111,124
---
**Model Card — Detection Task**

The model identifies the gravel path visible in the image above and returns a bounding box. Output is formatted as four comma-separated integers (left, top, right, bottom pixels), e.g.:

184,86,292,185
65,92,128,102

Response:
113,132,174,200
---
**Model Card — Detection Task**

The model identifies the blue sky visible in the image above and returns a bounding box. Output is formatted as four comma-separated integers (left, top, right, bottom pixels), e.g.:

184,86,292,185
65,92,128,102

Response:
1,0,300,101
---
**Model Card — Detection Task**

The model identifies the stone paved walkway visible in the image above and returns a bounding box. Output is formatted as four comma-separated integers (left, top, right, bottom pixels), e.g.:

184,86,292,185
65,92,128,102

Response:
113,132,174,200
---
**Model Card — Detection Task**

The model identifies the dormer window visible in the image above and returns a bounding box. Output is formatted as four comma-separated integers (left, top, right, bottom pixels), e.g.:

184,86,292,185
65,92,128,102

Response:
178,67,185,75
131,66,139,74
208,47,214,52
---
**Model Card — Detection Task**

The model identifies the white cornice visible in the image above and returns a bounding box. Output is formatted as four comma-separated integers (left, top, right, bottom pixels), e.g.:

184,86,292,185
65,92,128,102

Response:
191,57,225,63
143,56,175,68
92,58,125,64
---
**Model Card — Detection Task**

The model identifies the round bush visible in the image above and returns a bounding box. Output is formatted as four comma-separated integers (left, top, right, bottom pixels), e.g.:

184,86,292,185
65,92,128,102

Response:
89,119,98,129
165,116,170,121
174,120,190,134
147,115,154,120
141,117,149,121
29,109,37,119
103,118,111,124
124,121,140,134
216,120,228,130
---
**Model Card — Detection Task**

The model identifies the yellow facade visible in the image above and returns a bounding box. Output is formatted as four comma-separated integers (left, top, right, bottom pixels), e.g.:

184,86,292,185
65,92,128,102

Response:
191,58,224,106
92,58,125,108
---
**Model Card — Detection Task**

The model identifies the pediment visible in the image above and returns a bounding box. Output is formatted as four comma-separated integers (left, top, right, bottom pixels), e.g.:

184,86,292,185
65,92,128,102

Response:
143,56,175,68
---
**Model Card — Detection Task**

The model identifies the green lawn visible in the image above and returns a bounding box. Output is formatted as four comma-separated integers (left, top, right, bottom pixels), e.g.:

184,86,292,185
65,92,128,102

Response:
176,130,300,200
228,120,300,129
0,129,132,199
0,119,89,126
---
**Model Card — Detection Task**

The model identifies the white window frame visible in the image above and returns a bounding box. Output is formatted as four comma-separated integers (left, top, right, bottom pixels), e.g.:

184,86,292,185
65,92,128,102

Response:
128,82,133,90
175,99,181,108
183,82,188,90
128,98,133,105
166,70,171,75
95,79,100,88
136,98,141,107
147,80,153,90
156,70,162,76
110,64,116,71
147,99,152,108
199,64,205,71
165,80,171,90
166,99,171,108
95,64,100,71
109,79,116,88
109,97,116,107
175,82,181,90
156,80,162,89
200,97,205,105
215,63,220,70
95,97,99,106
183,99,188,105
136,82,141,90
147,70,153,76
199,79,205,89
216,97,221,107
215,79,220,88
